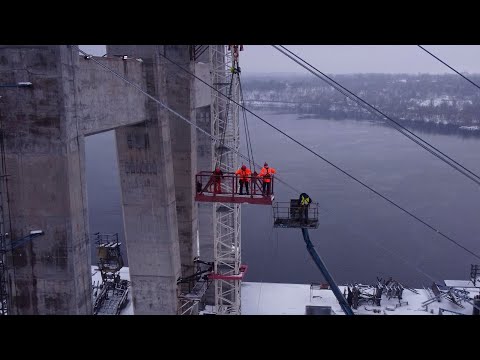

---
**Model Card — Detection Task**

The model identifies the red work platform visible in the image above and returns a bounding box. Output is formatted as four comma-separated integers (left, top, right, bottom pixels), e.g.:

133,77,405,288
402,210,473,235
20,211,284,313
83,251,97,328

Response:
208,264,248,281
195,171,274,205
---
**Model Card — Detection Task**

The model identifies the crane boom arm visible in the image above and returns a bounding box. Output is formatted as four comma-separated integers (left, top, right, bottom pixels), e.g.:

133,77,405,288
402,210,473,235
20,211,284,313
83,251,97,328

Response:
301,228,354,315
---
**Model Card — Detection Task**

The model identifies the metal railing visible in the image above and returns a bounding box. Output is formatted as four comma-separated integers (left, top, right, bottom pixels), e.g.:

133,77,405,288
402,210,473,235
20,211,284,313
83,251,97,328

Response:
273,201,319,222
195,171,274,197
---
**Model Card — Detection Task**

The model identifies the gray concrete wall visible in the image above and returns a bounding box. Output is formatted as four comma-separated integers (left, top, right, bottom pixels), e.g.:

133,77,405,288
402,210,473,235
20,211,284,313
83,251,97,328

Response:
163,47,198,281
196,105,214,263
194,62,214,264
108,45,198,292
76,57,147,136
194,61,215,304
108,45,199,313
115,117,181,314
0,44,201,314
195,62,211,108
107,45,160,61
110,46,182,314
0,45,92,314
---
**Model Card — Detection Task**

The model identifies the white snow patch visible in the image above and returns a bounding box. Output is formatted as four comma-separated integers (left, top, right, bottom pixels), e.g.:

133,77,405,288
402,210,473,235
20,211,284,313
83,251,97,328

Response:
459,125,480,131
241,281,478,315
92,267,478,315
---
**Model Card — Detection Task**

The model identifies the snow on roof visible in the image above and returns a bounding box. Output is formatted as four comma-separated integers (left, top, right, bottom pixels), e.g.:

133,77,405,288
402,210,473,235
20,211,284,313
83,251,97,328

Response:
242,282,344,315
241,281,478,315
92,267,478,315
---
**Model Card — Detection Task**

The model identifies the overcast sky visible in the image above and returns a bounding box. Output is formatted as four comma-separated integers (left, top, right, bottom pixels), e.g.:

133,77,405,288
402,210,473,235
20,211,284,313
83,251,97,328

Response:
79,45,480,74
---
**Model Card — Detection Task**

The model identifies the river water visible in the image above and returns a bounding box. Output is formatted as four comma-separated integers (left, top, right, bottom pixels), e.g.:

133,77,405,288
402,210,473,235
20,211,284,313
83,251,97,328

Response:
85,112,480,287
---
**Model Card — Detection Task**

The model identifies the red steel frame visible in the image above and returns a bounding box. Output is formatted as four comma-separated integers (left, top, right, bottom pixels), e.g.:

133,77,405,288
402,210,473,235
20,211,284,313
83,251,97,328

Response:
195,171,274,205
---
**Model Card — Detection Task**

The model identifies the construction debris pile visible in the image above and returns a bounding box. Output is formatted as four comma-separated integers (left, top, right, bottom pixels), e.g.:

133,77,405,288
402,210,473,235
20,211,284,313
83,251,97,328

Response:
345,277,417,310
339,272,480,315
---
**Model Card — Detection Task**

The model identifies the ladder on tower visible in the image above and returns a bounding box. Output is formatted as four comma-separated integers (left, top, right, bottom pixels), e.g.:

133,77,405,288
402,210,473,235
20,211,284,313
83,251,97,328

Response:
210,45,242,315
191,45,265,314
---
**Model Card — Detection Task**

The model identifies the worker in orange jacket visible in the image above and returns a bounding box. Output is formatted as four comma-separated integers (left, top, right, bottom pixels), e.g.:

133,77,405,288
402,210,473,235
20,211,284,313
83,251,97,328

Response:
259,162,276,196
235,164,252,195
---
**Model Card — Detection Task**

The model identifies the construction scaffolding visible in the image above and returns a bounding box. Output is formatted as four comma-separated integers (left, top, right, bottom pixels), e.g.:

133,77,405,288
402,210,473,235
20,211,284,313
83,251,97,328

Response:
177,258,213,315
92,233,129,315
210,45,242,314
471,264,480,286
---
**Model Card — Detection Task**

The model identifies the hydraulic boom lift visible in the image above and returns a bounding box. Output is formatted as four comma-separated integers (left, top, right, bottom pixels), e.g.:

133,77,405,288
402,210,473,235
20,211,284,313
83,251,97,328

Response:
273,200,354,315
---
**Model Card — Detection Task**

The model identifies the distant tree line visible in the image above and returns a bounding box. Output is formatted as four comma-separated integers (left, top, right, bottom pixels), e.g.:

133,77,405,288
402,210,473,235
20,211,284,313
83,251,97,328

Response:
242,74,480,132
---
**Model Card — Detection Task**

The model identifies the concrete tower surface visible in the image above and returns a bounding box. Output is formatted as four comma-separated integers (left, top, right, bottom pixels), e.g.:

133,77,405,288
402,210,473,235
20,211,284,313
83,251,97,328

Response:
0,45,198,314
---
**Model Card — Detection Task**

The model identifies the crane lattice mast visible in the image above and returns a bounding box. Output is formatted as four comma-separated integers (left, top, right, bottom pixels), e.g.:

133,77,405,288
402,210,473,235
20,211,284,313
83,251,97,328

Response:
210,45,242,314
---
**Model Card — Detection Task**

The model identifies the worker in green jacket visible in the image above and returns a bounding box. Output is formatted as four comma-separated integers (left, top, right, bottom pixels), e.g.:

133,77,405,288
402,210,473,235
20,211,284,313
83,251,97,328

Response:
298,192,311,224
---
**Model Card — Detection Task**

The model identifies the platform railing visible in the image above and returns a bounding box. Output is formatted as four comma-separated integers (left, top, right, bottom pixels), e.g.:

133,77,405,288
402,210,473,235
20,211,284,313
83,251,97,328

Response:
273,201,319,222
195,171,274,197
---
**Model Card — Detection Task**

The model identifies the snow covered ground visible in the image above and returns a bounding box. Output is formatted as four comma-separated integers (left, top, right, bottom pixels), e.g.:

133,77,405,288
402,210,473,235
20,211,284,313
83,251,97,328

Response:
242,282,479,315
92,267,479,315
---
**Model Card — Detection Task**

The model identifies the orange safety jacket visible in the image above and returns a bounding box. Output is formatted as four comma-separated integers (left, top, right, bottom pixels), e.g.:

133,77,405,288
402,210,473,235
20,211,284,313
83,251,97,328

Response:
235,168,252,181
259,167,276,183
